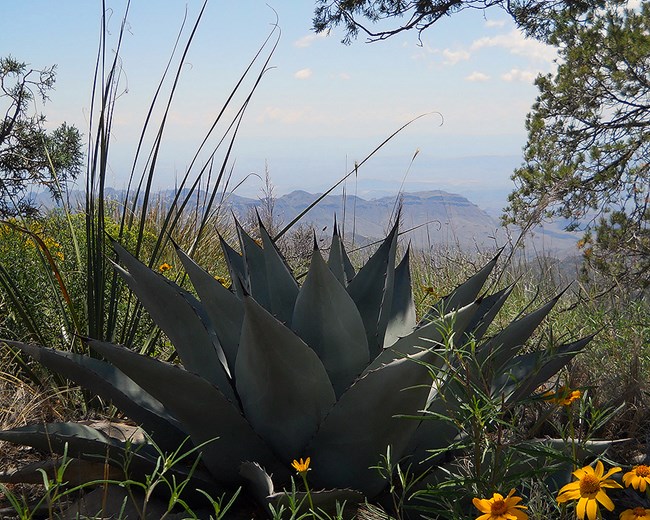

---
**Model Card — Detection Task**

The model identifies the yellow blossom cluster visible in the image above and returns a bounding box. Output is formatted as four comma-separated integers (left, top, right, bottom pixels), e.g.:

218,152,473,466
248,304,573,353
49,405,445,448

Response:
543,385,582,406
555,461,650,520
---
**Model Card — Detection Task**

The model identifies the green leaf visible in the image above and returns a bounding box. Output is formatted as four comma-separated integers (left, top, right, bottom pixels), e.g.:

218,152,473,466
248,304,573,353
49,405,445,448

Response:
258,218,299,325
236,296,336,462
3,340,186,450
479,292,563,371
421,250,501,323
112,241,236,402
306,350,436,498
498,335,593,403
347,221,398,359
292,247,369,397
0,423,156,478
240,462,364,515
175,246,243,369
459,285,513,345
406,394,462,468
364,301,479,373
219,233,246,298
383,247,416,348
88,339,288,485
327,220,355,285
237,220,271,310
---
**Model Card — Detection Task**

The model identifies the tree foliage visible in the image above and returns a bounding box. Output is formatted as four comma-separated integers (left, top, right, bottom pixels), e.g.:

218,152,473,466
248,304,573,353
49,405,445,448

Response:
0,56,83,218
504,3,650,287
313,0,602,43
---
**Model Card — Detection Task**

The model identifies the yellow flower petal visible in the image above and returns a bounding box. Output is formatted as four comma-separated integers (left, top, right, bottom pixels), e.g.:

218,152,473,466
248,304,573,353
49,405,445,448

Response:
586,498,598,520
595,490,615,511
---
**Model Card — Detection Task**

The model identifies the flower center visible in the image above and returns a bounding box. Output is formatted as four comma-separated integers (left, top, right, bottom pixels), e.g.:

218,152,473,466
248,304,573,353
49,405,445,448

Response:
633,507,647,518
580,474,601,495
491,499,508,515
636,465,650,477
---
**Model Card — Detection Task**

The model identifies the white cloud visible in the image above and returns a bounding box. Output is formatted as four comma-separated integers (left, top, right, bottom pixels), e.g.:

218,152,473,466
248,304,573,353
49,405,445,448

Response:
258,106,306,124
485,19,507,28
501,68,537,82
442,48,471,65
470,29,556,63
294,68,313,80
465,71,490,82
294,31,329,48
338,72,351,80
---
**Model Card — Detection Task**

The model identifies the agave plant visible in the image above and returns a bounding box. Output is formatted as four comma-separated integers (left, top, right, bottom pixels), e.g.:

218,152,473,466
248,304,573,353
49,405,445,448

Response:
0,219,594,514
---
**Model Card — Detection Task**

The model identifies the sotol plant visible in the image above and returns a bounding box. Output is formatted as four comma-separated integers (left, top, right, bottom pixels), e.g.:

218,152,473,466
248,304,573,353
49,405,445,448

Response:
0,219,594,514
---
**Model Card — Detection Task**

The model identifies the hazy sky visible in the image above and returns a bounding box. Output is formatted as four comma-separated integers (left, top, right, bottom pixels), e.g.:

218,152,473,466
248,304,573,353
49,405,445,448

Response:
2,1,558,206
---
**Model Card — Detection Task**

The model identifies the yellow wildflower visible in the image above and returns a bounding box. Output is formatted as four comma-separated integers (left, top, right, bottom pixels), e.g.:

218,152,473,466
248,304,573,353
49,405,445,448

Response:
422,285,438,297
621,507,650,520
472,489,528,520
556,460,622,520
158,263,173,273
291,457,310,476
214,275,229,287
623,465,650,492
544,386,581,406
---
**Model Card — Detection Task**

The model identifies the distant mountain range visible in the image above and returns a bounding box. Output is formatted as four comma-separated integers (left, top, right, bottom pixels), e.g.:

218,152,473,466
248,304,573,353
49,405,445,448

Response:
40,187,580,256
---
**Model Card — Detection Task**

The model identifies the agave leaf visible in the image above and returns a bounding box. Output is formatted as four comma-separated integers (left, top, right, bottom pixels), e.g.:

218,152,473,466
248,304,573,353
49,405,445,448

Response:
0,423,156,478
258,218,299,325
0,458,125,485
383,247,417,348
327,220,355,286
2,341,186,450
219,233,247,298
421,250,501,323
459,285,513,345
364,301,479,373
111,241,235,402
175,246,243,368
479,292,563,371
347,221,398,359
240,462,364,515
88,339,288,485
292,247,369,397
497,335,593,403
306,350,436,498
236,296,336,462
406,393,463,468
236,220,271,311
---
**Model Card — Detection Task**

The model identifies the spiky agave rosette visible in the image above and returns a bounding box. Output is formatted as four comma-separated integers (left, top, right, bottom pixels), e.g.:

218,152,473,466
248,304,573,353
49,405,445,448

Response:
0,219,594,513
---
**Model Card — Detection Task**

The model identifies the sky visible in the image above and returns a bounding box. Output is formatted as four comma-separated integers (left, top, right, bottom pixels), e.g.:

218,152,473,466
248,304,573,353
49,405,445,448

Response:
1,1,558,210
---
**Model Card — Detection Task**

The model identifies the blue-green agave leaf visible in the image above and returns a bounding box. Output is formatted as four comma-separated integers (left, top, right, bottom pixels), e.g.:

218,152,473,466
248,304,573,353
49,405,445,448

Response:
3,340,186,450
236,296,336,463
292,247,369,397
219,233,247,298
347,221,399,359
236,220,272,311
498,335,593,403
112,242,235,403
459,285,513,345
364,301,479,373
406,393,463,468
258,218,299,325
240,462,364,515
383,247,416,348
88,339,288,484
421,250,501,323
327,219,355,286
480,292,562,371
175,246,243,369
0,423,156,477
306,350,436,497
